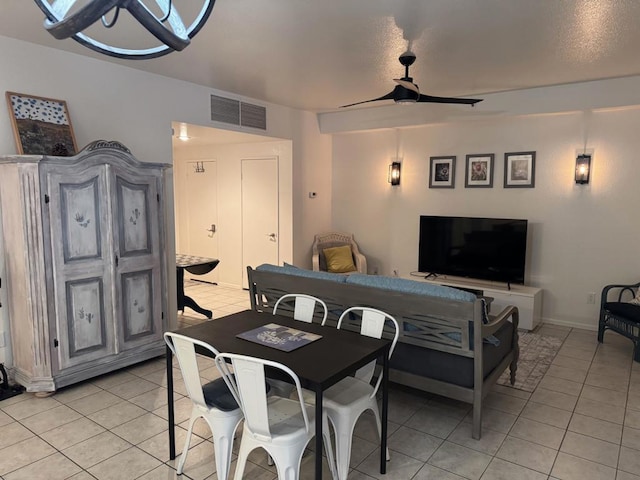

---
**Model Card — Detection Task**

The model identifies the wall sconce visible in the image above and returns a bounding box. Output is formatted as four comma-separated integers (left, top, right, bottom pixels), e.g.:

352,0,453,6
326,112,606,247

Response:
388,161,401,186
575,154,591,184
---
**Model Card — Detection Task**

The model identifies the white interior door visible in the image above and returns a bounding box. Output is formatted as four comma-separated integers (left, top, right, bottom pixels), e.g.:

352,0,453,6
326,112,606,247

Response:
185,160,219,283
242,157,279,287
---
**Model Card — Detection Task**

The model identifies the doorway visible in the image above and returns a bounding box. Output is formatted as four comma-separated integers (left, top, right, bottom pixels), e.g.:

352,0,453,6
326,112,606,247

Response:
183,160,219,284
172,123,292,288
241,157,279,287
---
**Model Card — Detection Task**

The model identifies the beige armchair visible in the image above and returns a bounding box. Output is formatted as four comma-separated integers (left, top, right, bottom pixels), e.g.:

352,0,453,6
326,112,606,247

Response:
312,232,367,274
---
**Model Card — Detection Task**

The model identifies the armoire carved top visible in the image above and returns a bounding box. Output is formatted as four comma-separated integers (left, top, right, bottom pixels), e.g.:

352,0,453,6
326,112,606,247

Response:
0,140,171,170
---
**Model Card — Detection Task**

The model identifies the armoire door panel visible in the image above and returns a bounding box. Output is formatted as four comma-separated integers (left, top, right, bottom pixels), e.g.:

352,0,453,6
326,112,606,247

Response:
45,164,117,372
112,167,163,350
121,270,154,340
59,177,102,262
116,177,152,257
46,166,111,277
59,276,116,369
117,266,163,349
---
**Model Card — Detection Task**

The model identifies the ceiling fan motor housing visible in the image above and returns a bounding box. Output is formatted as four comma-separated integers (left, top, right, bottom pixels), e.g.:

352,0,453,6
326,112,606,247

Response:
393,84,419,103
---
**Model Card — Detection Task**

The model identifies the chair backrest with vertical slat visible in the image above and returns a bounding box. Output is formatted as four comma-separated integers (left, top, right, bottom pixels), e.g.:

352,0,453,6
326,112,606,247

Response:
337,307,399,392
164,332,220,410
273,293,328,325
215,353,310,441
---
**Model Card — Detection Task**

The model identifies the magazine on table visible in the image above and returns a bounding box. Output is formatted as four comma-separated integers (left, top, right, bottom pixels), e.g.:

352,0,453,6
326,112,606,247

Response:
237,323,322,352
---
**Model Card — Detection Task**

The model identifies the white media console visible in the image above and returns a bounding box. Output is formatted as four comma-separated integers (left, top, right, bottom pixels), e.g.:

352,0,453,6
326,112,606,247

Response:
402,274,543,331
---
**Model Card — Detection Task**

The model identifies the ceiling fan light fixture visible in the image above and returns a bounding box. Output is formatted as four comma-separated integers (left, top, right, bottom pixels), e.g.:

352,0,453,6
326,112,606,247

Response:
393,83,420,104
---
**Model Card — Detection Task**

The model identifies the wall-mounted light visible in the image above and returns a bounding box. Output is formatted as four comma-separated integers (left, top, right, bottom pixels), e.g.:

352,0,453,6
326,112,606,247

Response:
176,123,191,141
575,154,591,184
388,161,401,186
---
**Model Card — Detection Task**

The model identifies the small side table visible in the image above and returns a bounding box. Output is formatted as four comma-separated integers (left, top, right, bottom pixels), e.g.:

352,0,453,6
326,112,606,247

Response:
176,254,220,319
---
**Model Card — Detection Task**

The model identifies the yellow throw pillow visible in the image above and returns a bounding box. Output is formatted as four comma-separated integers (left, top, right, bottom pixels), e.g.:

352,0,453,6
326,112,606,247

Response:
323,245,357,273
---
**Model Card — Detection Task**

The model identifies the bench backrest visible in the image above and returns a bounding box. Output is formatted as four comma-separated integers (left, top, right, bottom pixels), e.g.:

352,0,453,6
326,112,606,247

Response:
247,266,486,358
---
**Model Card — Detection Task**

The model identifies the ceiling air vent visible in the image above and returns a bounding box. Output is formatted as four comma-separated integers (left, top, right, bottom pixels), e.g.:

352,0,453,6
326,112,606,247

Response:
240,102,266,130
210,94,267,130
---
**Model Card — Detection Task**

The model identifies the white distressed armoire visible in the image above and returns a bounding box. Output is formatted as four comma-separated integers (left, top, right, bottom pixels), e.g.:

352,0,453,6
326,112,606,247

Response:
0,140,173,393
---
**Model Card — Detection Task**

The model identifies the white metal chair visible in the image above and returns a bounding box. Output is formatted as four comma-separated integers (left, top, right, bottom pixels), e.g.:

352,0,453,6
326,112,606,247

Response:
273,293,329,325
215,353,337,480
321,307,399,480
164,333,243,480
268,293,329,398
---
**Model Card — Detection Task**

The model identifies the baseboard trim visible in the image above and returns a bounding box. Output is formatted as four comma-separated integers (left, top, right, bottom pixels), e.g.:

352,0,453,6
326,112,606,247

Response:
542,317,598,331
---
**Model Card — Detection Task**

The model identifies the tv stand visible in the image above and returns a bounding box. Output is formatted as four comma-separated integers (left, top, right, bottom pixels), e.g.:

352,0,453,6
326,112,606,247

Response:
403,274,542,331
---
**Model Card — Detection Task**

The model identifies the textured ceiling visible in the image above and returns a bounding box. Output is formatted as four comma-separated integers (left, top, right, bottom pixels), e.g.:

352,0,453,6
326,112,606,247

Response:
2,1,640,112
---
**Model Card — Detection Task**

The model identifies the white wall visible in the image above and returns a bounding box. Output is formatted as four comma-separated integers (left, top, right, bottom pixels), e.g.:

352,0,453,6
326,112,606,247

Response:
331,107,640,329
0,35,332,366
173,139,293,287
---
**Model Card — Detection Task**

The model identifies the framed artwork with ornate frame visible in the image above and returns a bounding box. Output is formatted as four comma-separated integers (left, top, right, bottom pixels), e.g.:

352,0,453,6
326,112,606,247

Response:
504,151,536,188
6,91,78,156
429,156,456,188
465,154,494,188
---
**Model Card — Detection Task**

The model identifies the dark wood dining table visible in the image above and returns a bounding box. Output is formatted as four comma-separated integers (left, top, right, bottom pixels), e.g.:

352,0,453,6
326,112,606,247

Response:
166,309,391,480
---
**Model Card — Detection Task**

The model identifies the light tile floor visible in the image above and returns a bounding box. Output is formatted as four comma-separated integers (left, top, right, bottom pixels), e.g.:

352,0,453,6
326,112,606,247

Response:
1,281,639,480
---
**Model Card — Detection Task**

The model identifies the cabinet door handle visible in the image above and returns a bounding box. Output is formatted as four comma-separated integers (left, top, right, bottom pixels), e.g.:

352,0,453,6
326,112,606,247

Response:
115,255,119,267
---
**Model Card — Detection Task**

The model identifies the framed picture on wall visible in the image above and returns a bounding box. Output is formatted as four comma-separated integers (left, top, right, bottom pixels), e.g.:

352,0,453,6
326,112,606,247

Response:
5,91,78,156
429,156,456,188
465,154,494,188
504,151,536,188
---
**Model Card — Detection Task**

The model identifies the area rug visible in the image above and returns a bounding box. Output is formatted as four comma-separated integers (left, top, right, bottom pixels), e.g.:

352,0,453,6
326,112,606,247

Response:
496,332,564,392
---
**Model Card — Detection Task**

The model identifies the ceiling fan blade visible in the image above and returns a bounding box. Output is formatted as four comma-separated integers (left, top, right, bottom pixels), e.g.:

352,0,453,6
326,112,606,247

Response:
339,91,395,108
417,94,483,105
393,79,419,94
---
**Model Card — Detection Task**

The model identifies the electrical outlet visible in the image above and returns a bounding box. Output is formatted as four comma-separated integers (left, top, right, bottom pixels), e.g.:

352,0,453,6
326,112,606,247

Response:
0,331,5,348
587,292,596,304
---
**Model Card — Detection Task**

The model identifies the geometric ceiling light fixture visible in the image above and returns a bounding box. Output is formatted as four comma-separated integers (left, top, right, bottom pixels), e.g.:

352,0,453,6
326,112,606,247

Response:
34,0,216,59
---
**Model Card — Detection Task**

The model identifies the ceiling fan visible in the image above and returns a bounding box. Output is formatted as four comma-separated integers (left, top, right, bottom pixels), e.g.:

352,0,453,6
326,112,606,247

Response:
340,51,483,108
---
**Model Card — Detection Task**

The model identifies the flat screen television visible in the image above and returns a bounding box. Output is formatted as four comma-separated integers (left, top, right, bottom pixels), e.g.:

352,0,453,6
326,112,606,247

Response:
418,215,528,285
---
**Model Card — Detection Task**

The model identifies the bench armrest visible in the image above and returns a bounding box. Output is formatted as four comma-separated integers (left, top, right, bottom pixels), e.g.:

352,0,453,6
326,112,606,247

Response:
482,305,519,337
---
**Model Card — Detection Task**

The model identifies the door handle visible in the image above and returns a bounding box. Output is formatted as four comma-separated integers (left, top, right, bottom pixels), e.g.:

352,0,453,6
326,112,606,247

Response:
206,224,216,237
267,233,277,242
